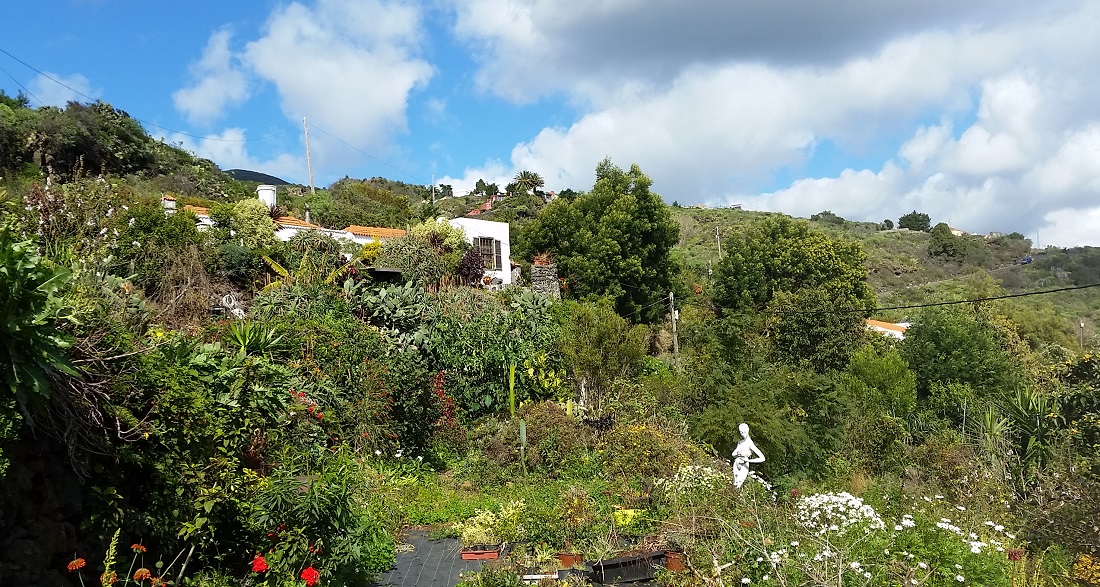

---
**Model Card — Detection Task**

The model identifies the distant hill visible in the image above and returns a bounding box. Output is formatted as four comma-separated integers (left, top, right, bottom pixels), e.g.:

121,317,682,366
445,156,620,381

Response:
225,169,289,185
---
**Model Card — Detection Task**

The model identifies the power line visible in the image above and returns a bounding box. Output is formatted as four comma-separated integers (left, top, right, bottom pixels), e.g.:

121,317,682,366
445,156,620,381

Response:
0,46,282,143
778,282,1100,316
307,123,426,185
0,62,43,107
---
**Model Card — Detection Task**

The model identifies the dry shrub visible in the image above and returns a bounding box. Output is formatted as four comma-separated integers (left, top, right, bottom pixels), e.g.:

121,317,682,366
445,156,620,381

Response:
480,402,594,475
153,245,215,325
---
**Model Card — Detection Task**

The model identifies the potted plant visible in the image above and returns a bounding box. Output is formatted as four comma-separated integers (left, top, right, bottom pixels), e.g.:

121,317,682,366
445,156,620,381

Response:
458,510,503,560
557,486,594,569
532,251,554,266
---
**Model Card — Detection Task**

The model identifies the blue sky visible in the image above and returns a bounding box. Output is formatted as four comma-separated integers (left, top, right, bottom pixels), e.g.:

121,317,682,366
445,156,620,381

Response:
4,0,1100,245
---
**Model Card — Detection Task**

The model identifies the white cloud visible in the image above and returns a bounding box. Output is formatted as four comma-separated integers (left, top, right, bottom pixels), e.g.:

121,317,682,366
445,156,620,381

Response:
27,72,96,106
163,128,304,183
447,0,1100,245
173,0,433,175
242,0,433,153
172,28,251,125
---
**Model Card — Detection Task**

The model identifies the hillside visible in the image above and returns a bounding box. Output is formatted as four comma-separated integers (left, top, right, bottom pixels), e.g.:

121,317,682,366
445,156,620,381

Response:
224,168,288,185
671,206,1100,347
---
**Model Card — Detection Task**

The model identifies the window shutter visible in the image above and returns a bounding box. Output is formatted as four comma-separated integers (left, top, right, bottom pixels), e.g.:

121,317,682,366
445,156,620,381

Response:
494,239,502,271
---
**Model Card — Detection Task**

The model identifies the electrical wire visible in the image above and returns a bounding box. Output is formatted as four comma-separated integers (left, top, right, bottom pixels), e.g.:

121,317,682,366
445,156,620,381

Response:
0,62,44,107
777,282,1100,316
307,123,427,185
0,46,283,143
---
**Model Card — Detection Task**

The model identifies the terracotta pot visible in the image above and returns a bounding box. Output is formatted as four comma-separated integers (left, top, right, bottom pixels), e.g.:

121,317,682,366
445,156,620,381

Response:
557,552,584,568
460,544,502,560
664,551,685,572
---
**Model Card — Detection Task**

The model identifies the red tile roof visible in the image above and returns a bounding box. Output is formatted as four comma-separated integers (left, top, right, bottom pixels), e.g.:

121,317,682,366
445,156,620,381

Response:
276,216,323,230
182,204,209,216
343,225,407,238
865,319,907,333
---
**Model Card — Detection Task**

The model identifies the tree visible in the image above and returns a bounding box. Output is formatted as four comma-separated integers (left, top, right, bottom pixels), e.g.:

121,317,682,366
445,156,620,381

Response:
231,199,279,250
516,159,680,323
881,219,893,230
513,170,544,196
557,300,649,411
712,216,875,370
898,210,931,232
810,210,845,226
928,222,962,257
900,305,1017,402
713,216,874,313
309,179,414,229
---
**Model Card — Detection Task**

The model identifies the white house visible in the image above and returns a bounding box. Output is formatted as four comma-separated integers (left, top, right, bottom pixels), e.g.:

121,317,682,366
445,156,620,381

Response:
168,185,407,245
448,217,511,285
866,319,908,340
343,225,409,247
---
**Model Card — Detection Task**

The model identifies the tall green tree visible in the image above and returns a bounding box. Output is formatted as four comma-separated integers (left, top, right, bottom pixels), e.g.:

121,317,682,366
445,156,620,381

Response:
512,170,544,196
516,159,679,323
713,216,874,313
712,216,875,370
898,210,931,232
900,304,1017,401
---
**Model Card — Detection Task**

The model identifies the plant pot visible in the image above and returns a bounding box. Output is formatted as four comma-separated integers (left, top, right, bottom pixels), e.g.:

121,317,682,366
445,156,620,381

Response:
591,551,664,584
460,544,503,560
664,551,685,572
557,552,585,568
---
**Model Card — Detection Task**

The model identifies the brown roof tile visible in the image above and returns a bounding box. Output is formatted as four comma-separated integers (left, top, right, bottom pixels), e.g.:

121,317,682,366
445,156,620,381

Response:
343,225,407,238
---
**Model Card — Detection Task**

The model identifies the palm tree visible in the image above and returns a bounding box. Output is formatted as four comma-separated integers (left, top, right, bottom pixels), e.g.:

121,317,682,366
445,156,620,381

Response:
513,170,544,196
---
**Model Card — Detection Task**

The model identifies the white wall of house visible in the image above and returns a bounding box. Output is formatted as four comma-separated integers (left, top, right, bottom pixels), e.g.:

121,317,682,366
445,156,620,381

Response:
274,226,350,242
448,217,511,285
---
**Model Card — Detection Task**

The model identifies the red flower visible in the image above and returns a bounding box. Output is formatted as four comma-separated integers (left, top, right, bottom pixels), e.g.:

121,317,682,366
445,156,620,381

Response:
251,554,269,573
301,565,320,586
316,413,323,420
1007,549,1024,561
132,543,147,553
67,558,86,571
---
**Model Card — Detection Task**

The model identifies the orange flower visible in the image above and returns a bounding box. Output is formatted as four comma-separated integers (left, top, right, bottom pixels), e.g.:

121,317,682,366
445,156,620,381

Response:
131,543,147,553
67,558,87,571
133,568,152,581
150,578,165,587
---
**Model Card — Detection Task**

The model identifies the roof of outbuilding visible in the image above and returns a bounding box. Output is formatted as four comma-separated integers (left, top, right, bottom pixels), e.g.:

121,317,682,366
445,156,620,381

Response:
343,225,407,238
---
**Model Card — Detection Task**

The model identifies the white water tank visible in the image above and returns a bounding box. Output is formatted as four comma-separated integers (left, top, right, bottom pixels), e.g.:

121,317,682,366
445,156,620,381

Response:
256,185,277,208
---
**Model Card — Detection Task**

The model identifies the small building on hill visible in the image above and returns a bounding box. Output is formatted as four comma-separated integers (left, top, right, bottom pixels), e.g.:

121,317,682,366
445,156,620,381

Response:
866,319,909,340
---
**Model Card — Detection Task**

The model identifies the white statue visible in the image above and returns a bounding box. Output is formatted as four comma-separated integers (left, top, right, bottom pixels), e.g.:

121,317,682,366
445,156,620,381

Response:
731,422,765,488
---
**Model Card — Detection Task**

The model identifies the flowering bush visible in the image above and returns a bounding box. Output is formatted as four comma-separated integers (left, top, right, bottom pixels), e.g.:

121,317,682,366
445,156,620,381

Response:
796,491,885,537
657,465,731,498
673,488,1022,587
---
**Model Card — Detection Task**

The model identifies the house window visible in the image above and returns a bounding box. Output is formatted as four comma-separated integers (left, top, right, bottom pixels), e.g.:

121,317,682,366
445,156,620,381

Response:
475,237,502,271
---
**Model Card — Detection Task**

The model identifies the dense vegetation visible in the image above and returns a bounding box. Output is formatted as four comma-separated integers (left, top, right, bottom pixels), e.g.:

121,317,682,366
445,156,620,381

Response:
1,95,1098,587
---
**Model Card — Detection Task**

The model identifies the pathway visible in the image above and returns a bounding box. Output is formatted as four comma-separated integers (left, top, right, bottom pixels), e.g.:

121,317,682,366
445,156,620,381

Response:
369,529,487,587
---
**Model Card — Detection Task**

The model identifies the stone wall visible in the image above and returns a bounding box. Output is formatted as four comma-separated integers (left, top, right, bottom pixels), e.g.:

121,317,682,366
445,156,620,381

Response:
531,264,561,300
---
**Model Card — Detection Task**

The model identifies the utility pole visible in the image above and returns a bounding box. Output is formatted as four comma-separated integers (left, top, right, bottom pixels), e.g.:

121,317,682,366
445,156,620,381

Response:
431,174,435,205
715,227,723,260
669,291,679,368
1080,319,1086,349
303,117,316,197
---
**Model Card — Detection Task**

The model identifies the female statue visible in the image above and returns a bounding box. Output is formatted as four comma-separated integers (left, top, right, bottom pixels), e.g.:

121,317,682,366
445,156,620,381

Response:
731,422,765,488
